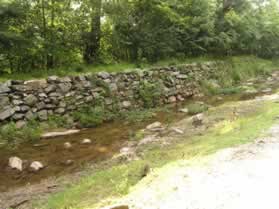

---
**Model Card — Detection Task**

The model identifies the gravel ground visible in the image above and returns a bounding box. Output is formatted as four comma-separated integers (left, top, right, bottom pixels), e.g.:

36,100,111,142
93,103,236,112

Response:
113,122,279,209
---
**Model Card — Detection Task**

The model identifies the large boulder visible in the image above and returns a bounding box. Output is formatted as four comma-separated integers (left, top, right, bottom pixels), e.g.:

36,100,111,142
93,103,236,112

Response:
8,156,23,171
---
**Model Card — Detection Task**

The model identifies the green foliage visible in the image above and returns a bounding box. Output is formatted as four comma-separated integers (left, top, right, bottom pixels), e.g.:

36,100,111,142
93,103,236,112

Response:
72,106,109,128
0,120,41,146
1,0,279,74
187,103,209,115
119,109,155,124
139,81,163,108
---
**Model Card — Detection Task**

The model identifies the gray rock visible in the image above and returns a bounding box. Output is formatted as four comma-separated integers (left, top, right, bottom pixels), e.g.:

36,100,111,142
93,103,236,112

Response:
123,101,132,108
179,108,189,113
36,102,46,110
13,113,25,120
25,110,36,120
59,83,72,93
0,83,11,93
176,74,188,79
24,95,38,106
20,105,30,112
45,84,56,93
59,101,66,108
109,83,118,91
30,161,44,172
24,79,47,90
0,107,15,121
39,93,47,98
55,108,65,114
98,72,110,79
15,120,27,129
0,96,10,107
192,113,204,127
9,156,23,171
38,110,48,121
12,100,23,105
146,122,163,130
59,77,72,83
168,96,177,103
47,76,59,83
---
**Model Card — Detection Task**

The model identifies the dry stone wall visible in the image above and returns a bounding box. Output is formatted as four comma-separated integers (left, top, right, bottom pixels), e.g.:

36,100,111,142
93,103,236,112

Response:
0,62,222,124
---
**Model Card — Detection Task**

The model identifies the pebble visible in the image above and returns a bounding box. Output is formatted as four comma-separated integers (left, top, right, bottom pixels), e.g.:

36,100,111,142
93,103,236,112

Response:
81,138,92,144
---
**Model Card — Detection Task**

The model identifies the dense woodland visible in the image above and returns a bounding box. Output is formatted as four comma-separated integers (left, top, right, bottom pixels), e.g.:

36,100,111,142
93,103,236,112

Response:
1,0,279,73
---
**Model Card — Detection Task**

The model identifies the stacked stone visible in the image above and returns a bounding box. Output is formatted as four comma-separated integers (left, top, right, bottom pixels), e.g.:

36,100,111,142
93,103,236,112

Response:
0,61,222,124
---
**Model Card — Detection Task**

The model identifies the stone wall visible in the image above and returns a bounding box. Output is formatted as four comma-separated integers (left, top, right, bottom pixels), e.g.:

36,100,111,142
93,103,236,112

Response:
0,62,222,124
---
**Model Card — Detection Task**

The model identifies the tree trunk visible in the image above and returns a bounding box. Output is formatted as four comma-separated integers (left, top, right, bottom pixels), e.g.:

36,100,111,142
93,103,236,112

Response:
84,0,102,64
47,0,55,69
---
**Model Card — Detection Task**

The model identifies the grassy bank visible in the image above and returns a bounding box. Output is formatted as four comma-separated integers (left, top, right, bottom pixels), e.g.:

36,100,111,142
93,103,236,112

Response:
0,55,277,82
39,100,279,209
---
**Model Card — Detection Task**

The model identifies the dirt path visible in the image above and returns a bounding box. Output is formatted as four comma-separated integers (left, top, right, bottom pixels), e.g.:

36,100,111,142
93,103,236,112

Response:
110,121,279,209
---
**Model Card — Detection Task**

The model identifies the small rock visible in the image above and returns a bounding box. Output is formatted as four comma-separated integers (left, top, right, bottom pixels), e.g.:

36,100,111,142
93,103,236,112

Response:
15,120,27,129
141,164,150,178
64,142,72,149
192,113,204,127
30,161,44,172
179,108,189,114
168,96,177,103
262,88,272,93
171,127,184,134
120,147,132,154
41,129,80,138
146,122,162,130
81,138,92,144
63,159,74,166
122,101,132,108
177,95,185,101
38,110,48,121
24,95,38,106
9,156,23,171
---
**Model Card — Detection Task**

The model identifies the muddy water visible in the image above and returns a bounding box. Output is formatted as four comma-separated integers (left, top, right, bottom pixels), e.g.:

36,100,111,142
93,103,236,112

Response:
0,109,185,192
0,75,278,193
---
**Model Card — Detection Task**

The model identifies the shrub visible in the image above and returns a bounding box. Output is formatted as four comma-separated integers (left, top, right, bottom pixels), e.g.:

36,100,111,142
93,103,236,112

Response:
72,106,108,128
0,120,41,146
139,81,163,108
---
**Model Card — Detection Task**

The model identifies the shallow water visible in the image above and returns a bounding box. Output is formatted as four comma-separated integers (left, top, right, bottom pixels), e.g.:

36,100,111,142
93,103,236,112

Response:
0,75,278,192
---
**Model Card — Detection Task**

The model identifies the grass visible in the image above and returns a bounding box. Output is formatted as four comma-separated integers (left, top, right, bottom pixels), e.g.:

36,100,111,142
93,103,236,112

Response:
0,120,41,148
186,102,209,115
40,101,279,209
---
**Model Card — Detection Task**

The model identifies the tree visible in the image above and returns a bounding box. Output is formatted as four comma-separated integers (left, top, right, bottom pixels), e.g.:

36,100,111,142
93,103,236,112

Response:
83,0,102,64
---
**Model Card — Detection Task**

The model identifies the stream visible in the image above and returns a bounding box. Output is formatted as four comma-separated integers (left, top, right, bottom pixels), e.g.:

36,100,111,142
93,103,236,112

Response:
0,73,278,194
